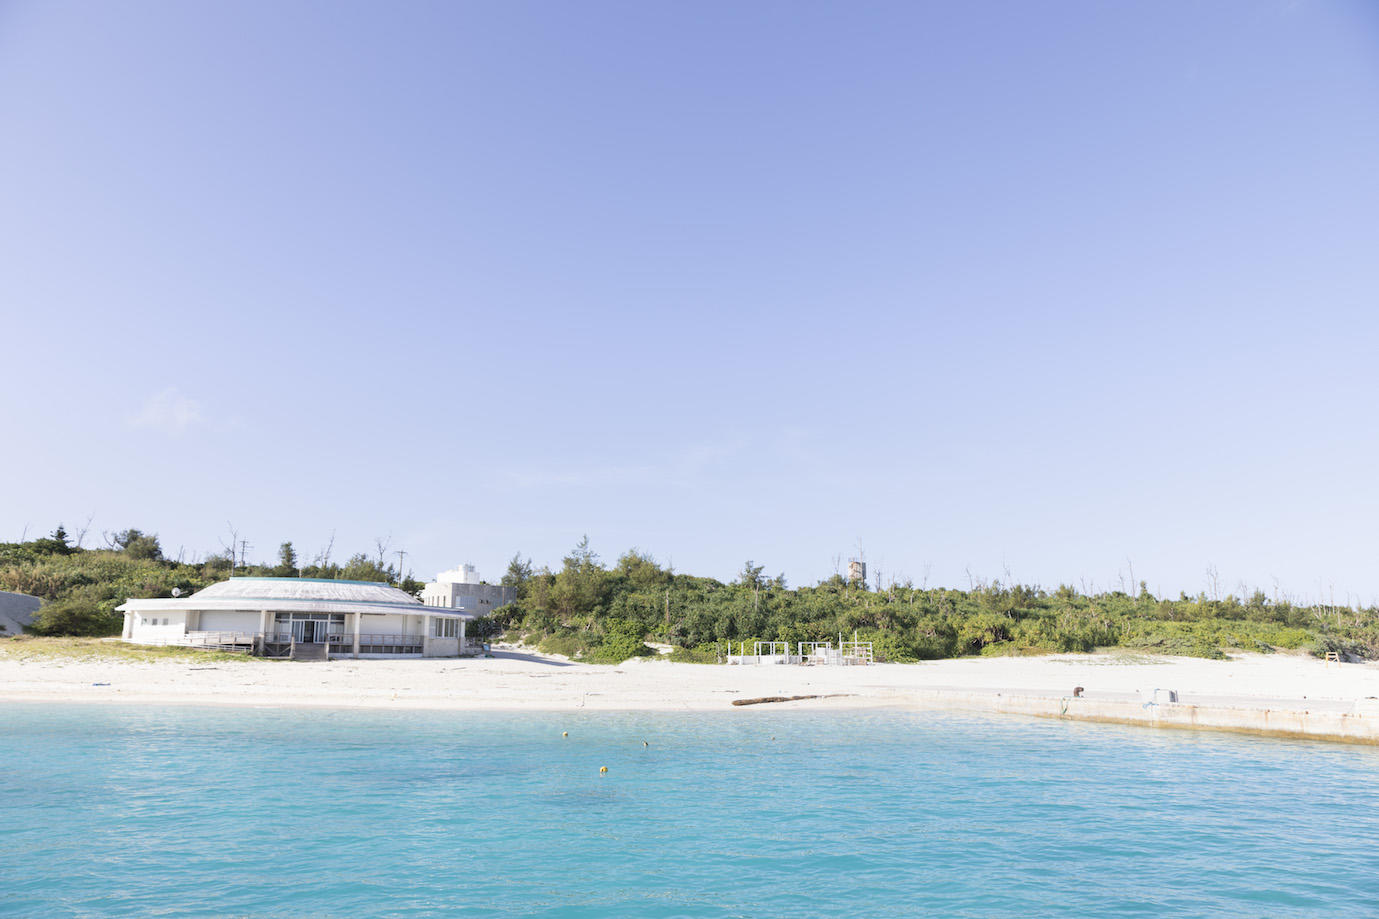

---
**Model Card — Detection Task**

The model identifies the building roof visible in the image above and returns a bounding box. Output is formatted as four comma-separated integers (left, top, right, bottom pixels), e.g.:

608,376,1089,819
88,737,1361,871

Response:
116,577,473,619
0,590,41,635
194,577,421,605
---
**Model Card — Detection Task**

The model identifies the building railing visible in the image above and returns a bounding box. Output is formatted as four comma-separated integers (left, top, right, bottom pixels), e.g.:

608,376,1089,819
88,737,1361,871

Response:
185,630,258,648
330,633,423,655
119,631,256,652
128,630,432,656
255,632,425,655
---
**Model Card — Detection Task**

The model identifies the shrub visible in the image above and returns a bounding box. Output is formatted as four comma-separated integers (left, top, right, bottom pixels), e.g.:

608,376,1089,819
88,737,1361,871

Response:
537,632,588,660
28,599,122,637
585,618,655,664
668,644,720,664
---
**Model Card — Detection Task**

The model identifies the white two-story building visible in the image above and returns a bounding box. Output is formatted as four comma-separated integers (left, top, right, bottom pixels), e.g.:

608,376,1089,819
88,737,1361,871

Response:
420,564,516,618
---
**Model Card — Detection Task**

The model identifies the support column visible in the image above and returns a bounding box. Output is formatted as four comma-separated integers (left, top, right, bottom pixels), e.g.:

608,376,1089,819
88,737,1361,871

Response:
352,612,361,659
422,613,432,657
459,618,466,656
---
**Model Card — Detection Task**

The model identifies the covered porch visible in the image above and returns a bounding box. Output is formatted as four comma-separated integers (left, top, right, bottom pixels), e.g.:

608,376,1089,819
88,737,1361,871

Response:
172,608,476,659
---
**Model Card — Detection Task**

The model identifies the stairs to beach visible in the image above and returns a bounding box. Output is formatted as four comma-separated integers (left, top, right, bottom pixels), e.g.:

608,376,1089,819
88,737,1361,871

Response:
290,642,329,662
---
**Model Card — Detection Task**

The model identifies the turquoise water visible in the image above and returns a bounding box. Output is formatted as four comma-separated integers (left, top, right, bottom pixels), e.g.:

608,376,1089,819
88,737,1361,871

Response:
2,706,1378,917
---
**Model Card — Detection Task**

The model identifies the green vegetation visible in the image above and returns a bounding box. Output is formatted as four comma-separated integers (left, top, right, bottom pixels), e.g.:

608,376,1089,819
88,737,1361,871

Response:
4,527,1376,663
483,541,1378,663
0,526,423,637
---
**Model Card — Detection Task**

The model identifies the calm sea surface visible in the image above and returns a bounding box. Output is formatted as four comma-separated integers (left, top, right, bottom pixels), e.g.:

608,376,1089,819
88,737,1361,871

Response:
2,704,1377,917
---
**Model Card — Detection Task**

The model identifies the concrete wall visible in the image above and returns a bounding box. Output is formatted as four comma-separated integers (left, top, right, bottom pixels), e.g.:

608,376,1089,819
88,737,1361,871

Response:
357,613,418,636
905,689,1379,745
197,610,257,632
129,611,188,643
425,637,460,658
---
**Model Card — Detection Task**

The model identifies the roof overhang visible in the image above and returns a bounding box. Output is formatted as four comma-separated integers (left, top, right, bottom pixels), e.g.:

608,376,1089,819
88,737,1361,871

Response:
116,597,476,619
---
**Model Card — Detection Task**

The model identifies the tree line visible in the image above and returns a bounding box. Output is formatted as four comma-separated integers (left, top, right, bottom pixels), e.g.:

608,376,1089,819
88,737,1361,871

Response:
0,525,421,636
484,538,1378,662
3,527,1377,661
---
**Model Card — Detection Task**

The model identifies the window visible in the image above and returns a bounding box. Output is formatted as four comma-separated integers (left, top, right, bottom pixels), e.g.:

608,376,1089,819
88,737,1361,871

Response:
273,612,346,640
433,619,459,638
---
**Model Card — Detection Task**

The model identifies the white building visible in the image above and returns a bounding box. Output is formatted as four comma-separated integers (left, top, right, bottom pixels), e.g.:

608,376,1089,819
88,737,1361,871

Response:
117,577,477,658
420,564,516,617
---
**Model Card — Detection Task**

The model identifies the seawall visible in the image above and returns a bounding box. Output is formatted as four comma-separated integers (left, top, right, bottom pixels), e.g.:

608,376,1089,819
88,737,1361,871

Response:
905,689,1379,745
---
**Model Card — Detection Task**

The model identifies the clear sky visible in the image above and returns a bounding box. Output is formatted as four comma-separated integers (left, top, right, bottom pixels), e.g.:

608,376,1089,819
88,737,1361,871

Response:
2,1,1377,602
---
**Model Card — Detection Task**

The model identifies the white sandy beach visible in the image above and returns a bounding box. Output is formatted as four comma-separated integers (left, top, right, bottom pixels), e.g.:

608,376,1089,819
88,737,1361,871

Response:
2,646,1376,725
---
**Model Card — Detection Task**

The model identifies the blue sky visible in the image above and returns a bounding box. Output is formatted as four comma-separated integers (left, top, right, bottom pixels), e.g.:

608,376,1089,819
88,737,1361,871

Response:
2,1,1377,601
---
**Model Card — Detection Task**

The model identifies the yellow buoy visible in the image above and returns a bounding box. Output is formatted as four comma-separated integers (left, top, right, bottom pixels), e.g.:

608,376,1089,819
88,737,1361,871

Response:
562,731,568,737
642,741,649,747
599,766,608,773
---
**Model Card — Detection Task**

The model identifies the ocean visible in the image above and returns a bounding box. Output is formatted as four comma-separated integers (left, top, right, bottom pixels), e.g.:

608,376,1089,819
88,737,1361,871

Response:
2,704,1377,917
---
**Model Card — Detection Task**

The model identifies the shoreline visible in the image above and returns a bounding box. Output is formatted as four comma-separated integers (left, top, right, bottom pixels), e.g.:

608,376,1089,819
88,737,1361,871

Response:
2,645,1377,744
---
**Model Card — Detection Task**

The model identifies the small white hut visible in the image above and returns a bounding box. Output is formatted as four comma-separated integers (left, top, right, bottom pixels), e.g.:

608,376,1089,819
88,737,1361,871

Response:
117,577,476,658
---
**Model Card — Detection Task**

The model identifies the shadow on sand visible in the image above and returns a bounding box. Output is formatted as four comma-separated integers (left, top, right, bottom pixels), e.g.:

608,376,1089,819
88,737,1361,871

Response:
484,650,576,667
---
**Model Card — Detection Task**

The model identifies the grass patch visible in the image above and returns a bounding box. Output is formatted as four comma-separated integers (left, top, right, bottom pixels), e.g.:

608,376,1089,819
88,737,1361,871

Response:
1057,651,1167,666
0,635,254,664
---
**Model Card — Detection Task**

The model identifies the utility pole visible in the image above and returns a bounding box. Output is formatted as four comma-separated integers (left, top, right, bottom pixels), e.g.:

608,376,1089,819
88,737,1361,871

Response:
222,523,241,575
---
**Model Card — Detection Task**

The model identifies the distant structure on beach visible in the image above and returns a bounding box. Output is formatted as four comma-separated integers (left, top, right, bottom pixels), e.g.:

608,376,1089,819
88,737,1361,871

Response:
117,577,479,659
727,639,874,666
0,590,41,635
848,558,867,586
421,564,516,616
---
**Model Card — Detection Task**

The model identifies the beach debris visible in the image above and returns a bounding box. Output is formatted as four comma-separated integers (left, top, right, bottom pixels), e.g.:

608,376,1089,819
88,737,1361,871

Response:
1139,687,1179,708
1073,686,1084,697
732,696,811,706
731,693,851,706
91,682,110,687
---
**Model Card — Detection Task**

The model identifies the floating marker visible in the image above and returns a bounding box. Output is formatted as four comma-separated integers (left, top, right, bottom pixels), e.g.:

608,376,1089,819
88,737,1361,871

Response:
562,731,568,737
599,766,608,774
642,741,649,747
